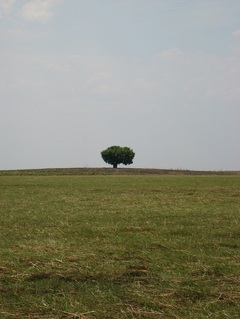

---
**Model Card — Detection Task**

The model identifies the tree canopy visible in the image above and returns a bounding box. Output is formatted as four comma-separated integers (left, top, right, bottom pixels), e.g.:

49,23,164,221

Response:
101,146,135,168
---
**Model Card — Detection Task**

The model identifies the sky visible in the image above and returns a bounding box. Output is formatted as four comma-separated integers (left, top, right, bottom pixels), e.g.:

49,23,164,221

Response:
0,0,240,171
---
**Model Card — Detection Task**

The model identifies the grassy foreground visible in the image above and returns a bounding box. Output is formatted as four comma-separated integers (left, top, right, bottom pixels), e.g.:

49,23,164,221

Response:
0,173,239,318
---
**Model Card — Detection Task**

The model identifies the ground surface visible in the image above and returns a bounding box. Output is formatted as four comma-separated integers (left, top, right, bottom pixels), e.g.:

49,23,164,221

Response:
0,171,239,318
0,167,239,176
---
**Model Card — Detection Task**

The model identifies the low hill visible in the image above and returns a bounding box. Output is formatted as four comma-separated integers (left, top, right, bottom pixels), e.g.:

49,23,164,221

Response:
0,167,239,176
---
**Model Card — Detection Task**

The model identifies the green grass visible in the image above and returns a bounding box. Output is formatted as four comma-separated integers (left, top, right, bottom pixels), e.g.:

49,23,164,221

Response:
0,174,239,318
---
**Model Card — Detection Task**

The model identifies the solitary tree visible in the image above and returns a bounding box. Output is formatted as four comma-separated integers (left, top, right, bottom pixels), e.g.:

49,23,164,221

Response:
101,146,135,168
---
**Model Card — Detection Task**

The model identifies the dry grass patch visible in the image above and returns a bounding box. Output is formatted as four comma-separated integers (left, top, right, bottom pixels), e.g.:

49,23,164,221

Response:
0,174,239,318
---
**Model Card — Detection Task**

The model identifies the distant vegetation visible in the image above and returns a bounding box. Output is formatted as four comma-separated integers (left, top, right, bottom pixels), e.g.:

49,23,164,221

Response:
0,167,239,176
0,173,239,318
101,146,135,168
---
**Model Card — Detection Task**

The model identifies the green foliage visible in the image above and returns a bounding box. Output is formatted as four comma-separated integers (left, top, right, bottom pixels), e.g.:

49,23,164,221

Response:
101,145,135,168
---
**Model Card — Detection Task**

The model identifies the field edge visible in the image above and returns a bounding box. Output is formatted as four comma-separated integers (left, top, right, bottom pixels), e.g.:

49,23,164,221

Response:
0,167,239,176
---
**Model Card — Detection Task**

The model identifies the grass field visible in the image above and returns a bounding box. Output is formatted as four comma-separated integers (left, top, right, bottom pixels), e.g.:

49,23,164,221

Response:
0,171,239,318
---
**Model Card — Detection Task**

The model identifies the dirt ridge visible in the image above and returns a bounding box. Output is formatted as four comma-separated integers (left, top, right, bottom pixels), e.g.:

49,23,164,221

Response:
0,167,239,176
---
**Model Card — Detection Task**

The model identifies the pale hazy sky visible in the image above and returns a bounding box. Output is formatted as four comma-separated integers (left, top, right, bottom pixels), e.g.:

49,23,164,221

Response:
1,0,240,170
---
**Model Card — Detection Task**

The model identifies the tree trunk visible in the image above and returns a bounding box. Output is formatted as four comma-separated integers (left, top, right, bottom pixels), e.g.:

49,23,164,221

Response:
113,163,118,168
